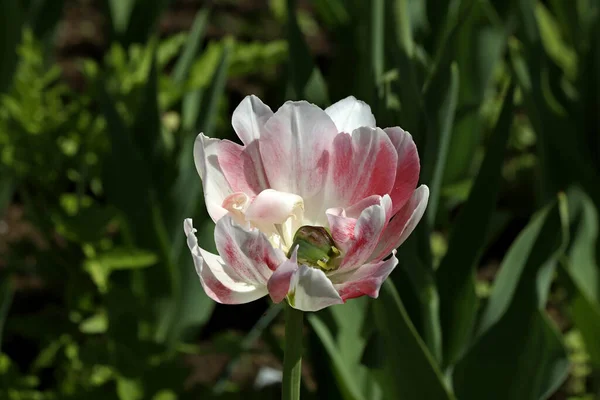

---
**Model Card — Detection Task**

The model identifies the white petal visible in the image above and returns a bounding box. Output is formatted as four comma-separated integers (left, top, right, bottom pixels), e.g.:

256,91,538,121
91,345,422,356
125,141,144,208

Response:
325,96,376,133
245,189,304,225
232,95,273,145
260,101,338,224
193,134,232,222
289,265,343,312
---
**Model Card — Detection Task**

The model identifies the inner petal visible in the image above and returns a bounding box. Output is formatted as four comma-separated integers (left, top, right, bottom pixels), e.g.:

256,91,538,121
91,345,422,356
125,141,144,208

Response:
224,189,306,252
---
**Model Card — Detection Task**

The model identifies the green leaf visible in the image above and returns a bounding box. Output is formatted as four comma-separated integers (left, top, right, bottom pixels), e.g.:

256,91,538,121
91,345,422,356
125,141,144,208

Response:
308,298,377,400
436,83,515,368
162,40,232,345
0,0,22,94
108,0,136,34
172,9,209,84
97,248,158,270
286,0,328,104
424,62,460,226
562,187,600,367
565,187,599,302
0,277,14,351
454,195,570,399
372,281,455,400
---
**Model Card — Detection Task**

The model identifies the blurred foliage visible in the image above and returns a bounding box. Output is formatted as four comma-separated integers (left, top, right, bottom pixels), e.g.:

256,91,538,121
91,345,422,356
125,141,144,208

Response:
0,0,599,399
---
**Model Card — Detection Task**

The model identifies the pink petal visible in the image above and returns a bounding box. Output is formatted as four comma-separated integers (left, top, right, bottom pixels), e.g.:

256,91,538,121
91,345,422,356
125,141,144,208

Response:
325,96,376,133
384,127,420,214
259,101,338,224
324,127,398,211
231,95,273,145
329,195,392,272
331,251,398,301
369,185,429,262
267,246,299,303
214,216,287,286
184,218,269,304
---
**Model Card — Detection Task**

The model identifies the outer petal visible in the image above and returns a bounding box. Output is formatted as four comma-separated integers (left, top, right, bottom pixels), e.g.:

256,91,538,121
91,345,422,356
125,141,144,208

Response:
267,246,299,303
324,127,397,210
267,247,343,311
232,95,273,145
329,195,392,272
290,265,343,312
384,127,420,214
215,216,286,286
193,134,233,222
369,185,429,262
260,101,338,223
325,96,376,133
331,251,398,301
194,134,270,222
184,218,268,304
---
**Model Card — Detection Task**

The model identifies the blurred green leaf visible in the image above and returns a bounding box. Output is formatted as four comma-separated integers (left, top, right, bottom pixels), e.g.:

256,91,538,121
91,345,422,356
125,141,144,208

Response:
108,0,136,34
0,0,22,94
562,187,600,368
309,298,378,400
97,248,158,270
286,0,328,104
437,83,515,369
454,195,570,399
172,9,209,84
164,39,233,344
117,376,144,400
424,62,459,226
372,281,455,400
0,277,14,351
80,312,108,334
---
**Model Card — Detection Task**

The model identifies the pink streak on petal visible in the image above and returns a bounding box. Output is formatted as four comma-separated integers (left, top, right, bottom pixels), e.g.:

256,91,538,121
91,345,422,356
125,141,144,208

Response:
335,195,392,271
215,216,286,286
370,185,429,262
332,251,398,301
326,127,397,210
267,247,299,303
384,127,420,214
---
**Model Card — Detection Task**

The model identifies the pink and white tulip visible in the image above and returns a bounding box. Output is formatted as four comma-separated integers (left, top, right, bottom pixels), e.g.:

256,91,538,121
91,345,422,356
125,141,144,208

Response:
184,95,429,312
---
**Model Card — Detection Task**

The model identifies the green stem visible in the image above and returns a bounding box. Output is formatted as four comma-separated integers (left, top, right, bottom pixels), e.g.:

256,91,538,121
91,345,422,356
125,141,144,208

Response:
282,302,304,400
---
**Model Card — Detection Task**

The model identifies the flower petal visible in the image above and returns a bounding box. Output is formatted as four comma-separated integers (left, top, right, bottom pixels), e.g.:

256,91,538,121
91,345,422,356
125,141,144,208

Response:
214,216,286,286
260,101,338,224
369,185,429,262
267,246,299,303
324,127,397,210
325,96,376,133
384,127,420,214
289,265,343,312
194,134,269,222
184,218,268,304
232,95,273,145
330,195,392,272
245,189,304,225
331,251,398,301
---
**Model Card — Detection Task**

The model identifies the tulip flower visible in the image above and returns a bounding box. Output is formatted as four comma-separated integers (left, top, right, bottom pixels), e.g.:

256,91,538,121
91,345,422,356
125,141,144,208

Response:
184,95,429,312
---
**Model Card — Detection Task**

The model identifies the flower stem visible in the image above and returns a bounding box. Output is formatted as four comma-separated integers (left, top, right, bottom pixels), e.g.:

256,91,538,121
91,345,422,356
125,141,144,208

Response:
282,302,303,400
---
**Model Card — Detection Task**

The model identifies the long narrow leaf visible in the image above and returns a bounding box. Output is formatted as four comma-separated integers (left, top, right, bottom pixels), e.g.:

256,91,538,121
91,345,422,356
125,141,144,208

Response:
372,281,455,400
437,83,515,368
454,195,570,400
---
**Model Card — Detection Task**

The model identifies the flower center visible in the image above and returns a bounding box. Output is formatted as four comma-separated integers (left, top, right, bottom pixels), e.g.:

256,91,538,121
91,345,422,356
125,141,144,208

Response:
287,226,341,271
